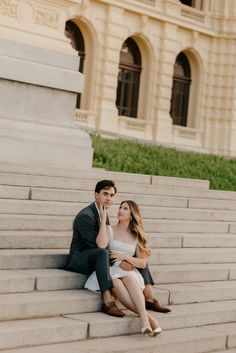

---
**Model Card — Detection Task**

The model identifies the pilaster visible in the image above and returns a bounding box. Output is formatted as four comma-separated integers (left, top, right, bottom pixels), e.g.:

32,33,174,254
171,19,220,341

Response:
153,22,177,143
203,37,235,156
96,4,124,132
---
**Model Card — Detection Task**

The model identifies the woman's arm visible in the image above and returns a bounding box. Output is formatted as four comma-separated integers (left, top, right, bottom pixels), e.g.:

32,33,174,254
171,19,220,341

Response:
96,205,109,248
110,245,147,269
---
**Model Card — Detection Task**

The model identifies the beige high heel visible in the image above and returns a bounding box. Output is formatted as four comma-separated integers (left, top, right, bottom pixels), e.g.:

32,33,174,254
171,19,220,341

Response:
141,327,153,336
153,327,162,336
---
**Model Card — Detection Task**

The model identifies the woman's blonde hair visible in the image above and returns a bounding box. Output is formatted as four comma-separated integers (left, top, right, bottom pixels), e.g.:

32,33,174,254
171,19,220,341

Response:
120,200,151,256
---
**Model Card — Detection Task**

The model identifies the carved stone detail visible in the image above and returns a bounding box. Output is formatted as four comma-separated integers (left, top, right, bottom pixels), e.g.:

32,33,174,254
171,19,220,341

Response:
0,0,59,29
0,0,18,18
17,1,34,23
35,6,59,29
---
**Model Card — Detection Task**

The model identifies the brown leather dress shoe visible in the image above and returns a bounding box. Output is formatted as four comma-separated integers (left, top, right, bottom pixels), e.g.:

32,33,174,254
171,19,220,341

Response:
145,299,171,313
102,301,125,317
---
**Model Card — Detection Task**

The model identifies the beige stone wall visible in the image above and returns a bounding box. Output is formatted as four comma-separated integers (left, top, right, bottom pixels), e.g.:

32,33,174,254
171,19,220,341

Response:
0,0,93,169
72,0,236,157
1,0,236,157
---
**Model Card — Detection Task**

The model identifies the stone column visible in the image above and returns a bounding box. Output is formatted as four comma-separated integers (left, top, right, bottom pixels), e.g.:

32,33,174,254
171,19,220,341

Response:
0,0,93,170
203,37,235,156
154,22,177,143
96,4,124,132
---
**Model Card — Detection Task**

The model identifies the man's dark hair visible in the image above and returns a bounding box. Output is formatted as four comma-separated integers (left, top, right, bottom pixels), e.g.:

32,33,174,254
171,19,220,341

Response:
95,180,117,194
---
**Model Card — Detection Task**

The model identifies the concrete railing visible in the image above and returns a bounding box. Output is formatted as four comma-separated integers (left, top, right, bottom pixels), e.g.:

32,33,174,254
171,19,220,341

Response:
181,5,205,22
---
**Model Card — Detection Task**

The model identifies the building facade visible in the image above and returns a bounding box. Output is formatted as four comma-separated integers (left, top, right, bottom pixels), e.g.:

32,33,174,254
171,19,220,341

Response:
1,0,236,160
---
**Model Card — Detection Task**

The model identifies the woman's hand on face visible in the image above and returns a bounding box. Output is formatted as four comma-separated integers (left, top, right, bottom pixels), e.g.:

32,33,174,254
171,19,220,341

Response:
99,203,107,222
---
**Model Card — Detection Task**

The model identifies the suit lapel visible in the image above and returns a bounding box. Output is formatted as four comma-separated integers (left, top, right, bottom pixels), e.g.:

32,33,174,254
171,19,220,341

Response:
91,202,100,226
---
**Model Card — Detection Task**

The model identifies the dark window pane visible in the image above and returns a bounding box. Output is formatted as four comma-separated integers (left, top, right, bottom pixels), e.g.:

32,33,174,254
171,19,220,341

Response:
179,0,193,6
116,38,142,118
65,20,85,109
170,52,191,127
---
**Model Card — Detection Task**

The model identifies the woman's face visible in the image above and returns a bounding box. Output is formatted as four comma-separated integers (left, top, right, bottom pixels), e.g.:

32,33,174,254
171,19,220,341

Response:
118,202,131,221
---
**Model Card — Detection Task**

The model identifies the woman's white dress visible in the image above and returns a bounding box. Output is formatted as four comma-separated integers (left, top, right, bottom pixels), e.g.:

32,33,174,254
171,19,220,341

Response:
84,226,145,291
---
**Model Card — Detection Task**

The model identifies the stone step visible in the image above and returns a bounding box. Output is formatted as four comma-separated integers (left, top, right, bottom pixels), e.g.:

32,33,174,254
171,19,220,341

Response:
0,289,101,322
1,200,236,222
0,269,169,305
2,264,236,294
27,264,236,289
181,233,236,248
30,187,189,208
0,174,208,198
0,185,29,199
0,164,152,185
0,316,88,350
0,231,178,250
31,187,236,211
155,300,236,331
157,280,236,304
0,299,235,351
1,247,236,270
1,171,236,201
0,325,227,353
0,249,67,269
0,162,210,189
0,199,84,216
2,184,235,213
149,233,236,248
188,197,236,211
0,270,35,294
215,348,236,353
0,214,72,231
0,214,234,233
1,284,235,325
144,219,234,233
206,323,236,350
151,263,236,284
0,269,86,293
63,301,236,338
0,231,235,250
20,269,87,292
0,231,70,249
149,248,236,265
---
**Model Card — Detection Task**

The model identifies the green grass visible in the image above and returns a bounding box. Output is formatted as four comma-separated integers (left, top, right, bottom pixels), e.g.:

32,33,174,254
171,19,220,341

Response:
91,134,236,192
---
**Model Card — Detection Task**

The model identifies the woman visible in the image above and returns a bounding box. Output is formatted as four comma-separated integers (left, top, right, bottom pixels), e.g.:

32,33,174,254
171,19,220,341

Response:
84,200,161,336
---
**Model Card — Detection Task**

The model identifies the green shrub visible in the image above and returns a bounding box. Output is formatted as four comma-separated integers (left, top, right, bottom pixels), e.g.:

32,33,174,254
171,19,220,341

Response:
91,134,236,192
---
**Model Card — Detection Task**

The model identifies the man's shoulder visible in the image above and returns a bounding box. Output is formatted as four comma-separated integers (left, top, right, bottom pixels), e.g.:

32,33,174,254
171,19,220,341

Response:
75,203,96,219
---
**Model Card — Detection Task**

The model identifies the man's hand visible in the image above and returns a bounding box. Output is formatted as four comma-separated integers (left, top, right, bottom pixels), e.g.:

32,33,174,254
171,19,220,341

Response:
119,260,134,271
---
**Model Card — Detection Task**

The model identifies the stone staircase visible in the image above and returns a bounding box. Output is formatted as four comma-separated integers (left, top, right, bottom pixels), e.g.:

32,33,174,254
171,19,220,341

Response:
0,162,236,353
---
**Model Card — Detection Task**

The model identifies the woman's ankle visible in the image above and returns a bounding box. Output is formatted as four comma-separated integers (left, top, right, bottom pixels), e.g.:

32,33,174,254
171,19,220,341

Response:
140,316,151,330
149,316,161,330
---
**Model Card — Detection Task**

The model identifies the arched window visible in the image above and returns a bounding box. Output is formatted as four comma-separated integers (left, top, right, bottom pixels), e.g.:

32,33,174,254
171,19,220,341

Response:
170,52,191,127
116,38,142,118
180,0,193,6
65,20,85,108
179,0,203,10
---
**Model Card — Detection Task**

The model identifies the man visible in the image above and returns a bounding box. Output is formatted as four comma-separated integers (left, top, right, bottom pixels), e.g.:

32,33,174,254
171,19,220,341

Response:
65,179,170,317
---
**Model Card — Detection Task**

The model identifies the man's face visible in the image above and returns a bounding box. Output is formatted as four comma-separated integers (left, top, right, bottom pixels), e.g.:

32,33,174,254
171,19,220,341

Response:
95,187,116,209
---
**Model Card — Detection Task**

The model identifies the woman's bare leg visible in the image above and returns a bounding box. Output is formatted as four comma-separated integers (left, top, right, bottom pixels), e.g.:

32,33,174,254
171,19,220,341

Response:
111,278,161,331
111,278,138,312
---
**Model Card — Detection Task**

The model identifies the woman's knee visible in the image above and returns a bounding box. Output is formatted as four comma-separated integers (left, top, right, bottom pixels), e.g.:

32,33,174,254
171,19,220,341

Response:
113,278,123,288
123,276,139,287
111,278,122,294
